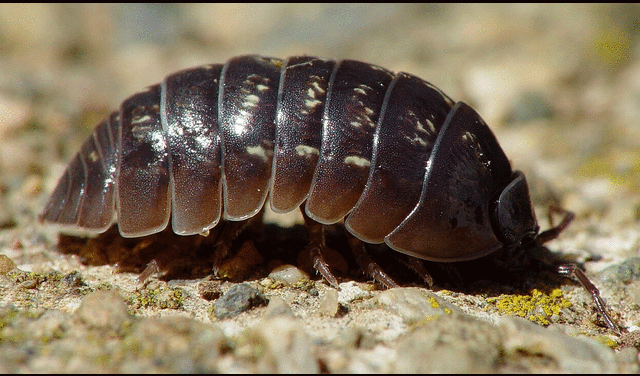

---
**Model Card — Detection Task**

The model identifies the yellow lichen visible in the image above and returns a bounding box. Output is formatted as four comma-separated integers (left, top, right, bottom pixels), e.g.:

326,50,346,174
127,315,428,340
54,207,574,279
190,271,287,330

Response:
593,335,618,349
128,287,185,310
486,288,572,326
427,296,441,309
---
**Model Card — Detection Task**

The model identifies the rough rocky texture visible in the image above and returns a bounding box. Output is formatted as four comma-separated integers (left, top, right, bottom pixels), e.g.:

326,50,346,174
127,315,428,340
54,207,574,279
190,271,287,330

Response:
213,283,268,320
1,4,640,373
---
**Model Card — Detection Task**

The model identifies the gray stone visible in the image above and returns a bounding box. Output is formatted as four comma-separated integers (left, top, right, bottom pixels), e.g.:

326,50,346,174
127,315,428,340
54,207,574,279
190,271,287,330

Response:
598,257,640,284
498,316,618,373
214,283,267,319
245,316,320,373
263,296,294,318
393,314,502,373
122,316,227,372
373,287,460,325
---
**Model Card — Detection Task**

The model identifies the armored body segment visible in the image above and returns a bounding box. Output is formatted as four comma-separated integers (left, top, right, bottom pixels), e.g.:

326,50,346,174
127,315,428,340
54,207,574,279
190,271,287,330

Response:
270,56,335,213
74,119,116,231
305,60,394,224
219,55,283,220
346,73,454,243
162,65,224,235
117,84,171,237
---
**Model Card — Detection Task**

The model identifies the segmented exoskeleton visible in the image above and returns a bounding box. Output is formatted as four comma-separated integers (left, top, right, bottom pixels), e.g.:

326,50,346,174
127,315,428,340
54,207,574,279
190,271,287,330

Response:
39,55,620,333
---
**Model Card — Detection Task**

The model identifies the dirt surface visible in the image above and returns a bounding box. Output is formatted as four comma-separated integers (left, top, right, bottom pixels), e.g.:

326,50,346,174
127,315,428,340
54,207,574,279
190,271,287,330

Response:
1,4,640,372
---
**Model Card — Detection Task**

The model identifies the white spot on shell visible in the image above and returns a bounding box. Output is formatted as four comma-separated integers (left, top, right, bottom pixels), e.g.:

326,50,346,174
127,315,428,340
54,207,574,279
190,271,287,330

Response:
310,81,325,94
195,135,212,149
88,151,99,163
344,156,371,168
243,94,260,109
405,135,427,147
295,145,319,157
426,119,435,133
305,98,322,109
368,64,389,73
131,114,152,125
149,130,167,153
232,113,249,135
247,145,272,161
307,88,316,99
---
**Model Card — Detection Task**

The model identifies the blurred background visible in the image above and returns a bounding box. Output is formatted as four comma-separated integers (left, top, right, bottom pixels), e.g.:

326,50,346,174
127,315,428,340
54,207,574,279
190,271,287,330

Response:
0,3,639,247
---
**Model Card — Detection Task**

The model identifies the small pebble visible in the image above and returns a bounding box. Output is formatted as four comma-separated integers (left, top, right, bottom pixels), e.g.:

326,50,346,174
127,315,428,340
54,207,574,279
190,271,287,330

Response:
268,264,309,286
245,316,320,373
337,281,373,305
122,315,228,372
335,326,376,350
393,314,501,373
498,316,617,373
61,271,84,288
263,296,294,318
76,290,131,332
615,347,640,374
198,280,221,301
0,254,17,274
374,287,458,325
214,283,267,319
317,289,339,317
597,257,640,284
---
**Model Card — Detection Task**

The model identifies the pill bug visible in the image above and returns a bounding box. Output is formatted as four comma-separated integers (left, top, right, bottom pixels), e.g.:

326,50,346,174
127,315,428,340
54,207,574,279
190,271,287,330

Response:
39,55,620,333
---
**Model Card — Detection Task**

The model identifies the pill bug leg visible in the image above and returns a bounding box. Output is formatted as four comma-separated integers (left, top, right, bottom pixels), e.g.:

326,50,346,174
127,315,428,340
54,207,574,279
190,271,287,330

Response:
138,259,160,284
534,206,621,335
346,232,398,289
535,205,575,245
301,209,340,288
558,264,621,335
402,257,434,288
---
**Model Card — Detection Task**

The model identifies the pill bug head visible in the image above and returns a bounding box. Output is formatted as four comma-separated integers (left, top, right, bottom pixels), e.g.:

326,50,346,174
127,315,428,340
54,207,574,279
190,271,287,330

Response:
491,170,540,250
385,102,542,263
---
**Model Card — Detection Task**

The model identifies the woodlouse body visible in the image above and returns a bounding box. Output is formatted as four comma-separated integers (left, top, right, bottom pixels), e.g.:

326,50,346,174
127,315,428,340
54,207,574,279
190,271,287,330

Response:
39,54,623,334
40,54,540,263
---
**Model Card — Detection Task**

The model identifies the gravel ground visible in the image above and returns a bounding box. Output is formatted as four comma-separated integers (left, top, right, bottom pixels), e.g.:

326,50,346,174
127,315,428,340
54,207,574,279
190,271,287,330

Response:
1,4,640,373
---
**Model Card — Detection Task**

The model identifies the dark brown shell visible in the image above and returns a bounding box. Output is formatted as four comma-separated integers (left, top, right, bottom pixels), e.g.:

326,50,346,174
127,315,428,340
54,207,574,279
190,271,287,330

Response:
40,54,539,262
